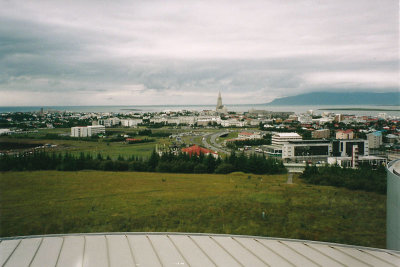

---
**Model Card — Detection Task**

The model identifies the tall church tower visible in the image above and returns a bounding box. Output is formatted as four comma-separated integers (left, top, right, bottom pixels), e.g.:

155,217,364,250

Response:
216,91,223,109
216,91,227,114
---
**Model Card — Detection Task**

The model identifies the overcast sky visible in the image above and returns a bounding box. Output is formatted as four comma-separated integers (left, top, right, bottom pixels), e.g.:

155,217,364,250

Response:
0,0,398,106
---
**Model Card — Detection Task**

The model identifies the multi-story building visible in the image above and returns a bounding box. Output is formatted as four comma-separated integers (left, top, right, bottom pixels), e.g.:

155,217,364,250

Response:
334,114,343,122
220,119,245,127
166,117,180,125
271,132,302,146
367,131,383,149
282,140,332,161
335,129,354,139
238,132,262,140
312,129,330,139
71,125,105,137
120,119,143,127
178,116,196,125
99,117,120,127
298,115,312,124
332,139,369,157
150,117,167,124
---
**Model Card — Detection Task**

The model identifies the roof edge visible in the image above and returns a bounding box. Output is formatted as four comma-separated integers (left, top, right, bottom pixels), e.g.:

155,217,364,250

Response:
1,232,398,253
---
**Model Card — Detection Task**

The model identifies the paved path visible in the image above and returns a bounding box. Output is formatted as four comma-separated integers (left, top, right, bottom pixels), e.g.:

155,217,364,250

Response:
202,131,231,154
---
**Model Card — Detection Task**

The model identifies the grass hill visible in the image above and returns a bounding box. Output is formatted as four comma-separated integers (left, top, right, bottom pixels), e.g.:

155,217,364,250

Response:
0,171,385,248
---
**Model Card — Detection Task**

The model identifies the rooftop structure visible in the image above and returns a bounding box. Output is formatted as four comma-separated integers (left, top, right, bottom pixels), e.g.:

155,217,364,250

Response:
271,132,302,146
0,233,399,267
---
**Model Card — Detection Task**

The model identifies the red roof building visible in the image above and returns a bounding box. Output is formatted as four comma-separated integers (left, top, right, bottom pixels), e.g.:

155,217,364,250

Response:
181,145,218,157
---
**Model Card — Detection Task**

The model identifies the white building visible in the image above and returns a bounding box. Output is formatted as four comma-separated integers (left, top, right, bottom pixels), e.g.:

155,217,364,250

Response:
71,125,105,137
247,119,262,126
121,119,143,127
150,117,167,124
298,115,312,124
367,131,383,149
166,117,180,125
220,119,245,127
378,113,387,120
318,117,335,125
271,132,302,146
238,132,262,140
178,116,196,125
0,129,11,135
99,117,120,127
282,140,332,160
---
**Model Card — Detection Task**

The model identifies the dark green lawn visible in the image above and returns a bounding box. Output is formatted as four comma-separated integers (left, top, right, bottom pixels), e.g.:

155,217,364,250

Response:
0,171,386,248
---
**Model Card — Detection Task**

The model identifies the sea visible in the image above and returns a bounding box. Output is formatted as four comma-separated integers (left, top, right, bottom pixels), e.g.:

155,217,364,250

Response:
0,105,399,117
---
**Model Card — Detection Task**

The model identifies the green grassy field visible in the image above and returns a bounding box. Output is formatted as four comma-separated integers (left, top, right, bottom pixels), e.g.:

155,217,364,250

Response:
0,171,386,248
0,137,162,158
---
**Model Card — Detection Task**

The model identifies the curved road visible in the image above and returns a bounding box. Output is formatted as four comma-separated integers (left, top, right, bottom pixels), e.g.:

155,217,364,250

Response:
202,131,231,155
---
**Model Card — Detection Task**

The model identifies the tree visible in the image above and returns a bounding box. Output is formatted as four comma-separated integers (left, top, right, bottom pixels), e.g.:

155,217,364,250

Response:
215,163,235,174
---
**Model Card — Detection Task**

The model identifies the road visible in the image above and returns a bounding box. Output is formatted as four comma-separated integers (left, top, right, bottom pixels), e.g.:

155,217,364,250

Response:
201,131,231,155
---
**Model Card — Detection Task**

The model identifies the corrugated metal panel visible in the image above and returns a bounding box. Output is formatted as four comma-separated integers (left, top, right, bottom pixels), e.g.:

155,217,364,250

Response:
3,238,41,267
280,241,342,267
306,242,375,266
106,235,135,267
0,233,399,267
168,235,216,267
257,239,319,266
56,236,84,267
126,234,161,266
364,249,400,266
30,237,63,267
212,236,267,266
190,235,242,266
333,246,395,267
83,235,108,267
0,239,21,266
147,235,187,266
234,237,293,267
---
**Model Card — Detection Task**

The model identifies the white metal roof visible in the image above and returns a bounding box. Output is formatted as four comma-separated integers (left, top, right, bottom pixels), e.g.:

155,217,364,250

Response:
0,233,399,267
389,160,400,176
273,132,301,137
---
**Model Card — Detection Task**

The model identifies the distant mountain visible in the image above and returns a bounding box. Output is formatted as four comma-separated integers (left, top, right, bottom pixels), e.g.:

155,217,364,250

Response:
266,92,400,106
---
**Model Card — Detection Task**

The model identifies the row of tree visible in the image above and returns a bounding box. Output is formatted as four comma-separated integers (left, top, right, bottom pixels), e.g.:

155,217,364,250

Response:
300,164,386,194
0,150,287,175
225,138,271,149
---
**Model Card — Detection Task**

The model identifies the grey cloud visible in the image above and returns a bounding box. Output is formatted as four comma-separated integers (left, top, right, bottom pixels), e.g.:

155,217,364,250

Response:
0,0,398,105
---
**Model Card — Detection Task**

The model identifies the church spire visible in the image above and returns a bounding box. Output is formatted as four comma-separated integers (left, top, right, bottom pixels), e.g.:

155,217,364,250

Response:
216,91,223,109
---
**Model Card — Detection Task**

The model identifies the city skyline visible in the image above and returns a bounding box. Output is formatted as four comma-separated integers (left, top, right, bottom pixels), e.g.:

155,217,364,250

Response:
0,0,398,106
